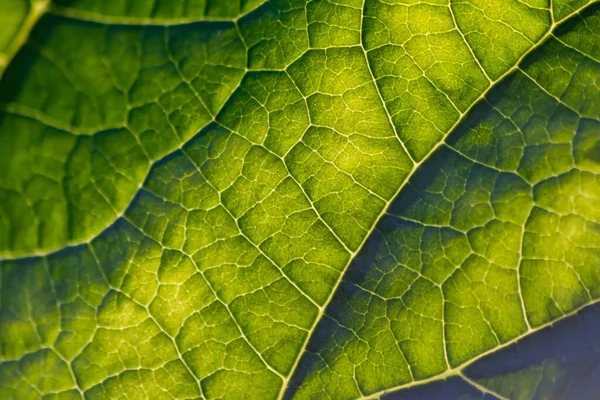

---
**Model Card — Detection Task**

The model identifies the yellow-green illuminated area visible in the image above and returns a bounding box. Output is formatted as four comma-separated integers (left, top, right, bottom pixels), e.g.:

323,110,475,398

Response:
0,0,598,399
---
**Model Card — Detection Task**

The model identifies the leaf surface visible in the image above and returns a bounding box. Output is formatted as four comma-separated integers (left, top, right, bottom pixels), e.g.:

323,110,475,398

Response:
286,4,600,398
0,0,598,399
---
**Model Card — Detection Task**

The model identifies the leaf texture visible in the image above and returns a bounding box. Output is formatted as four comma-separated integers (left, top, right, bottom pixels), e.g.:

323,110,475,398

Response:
0,0,598,399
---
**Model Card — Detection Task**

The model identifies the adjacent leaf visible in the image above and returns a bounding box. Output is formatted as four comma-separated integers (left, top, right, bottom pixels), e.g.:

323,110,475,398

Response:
0,0,48,73
0,0,598,399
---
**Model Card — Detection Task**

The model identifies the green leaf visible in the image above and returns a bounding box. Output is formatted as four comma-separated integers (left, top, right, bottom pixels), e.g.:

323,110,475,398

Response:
285,3,600,398
0,0,48,72
0,0,598,399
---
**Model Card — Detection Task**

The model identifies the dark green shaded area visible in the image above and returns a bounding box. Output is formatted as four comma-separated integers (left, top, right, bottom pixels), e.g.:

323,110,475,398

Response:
0,15,246,256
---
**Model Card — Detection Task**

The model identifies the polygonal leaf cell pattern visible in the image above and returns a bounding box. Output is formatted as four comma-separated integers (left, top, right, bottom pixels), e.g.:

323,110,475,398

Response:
0,0,598,399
